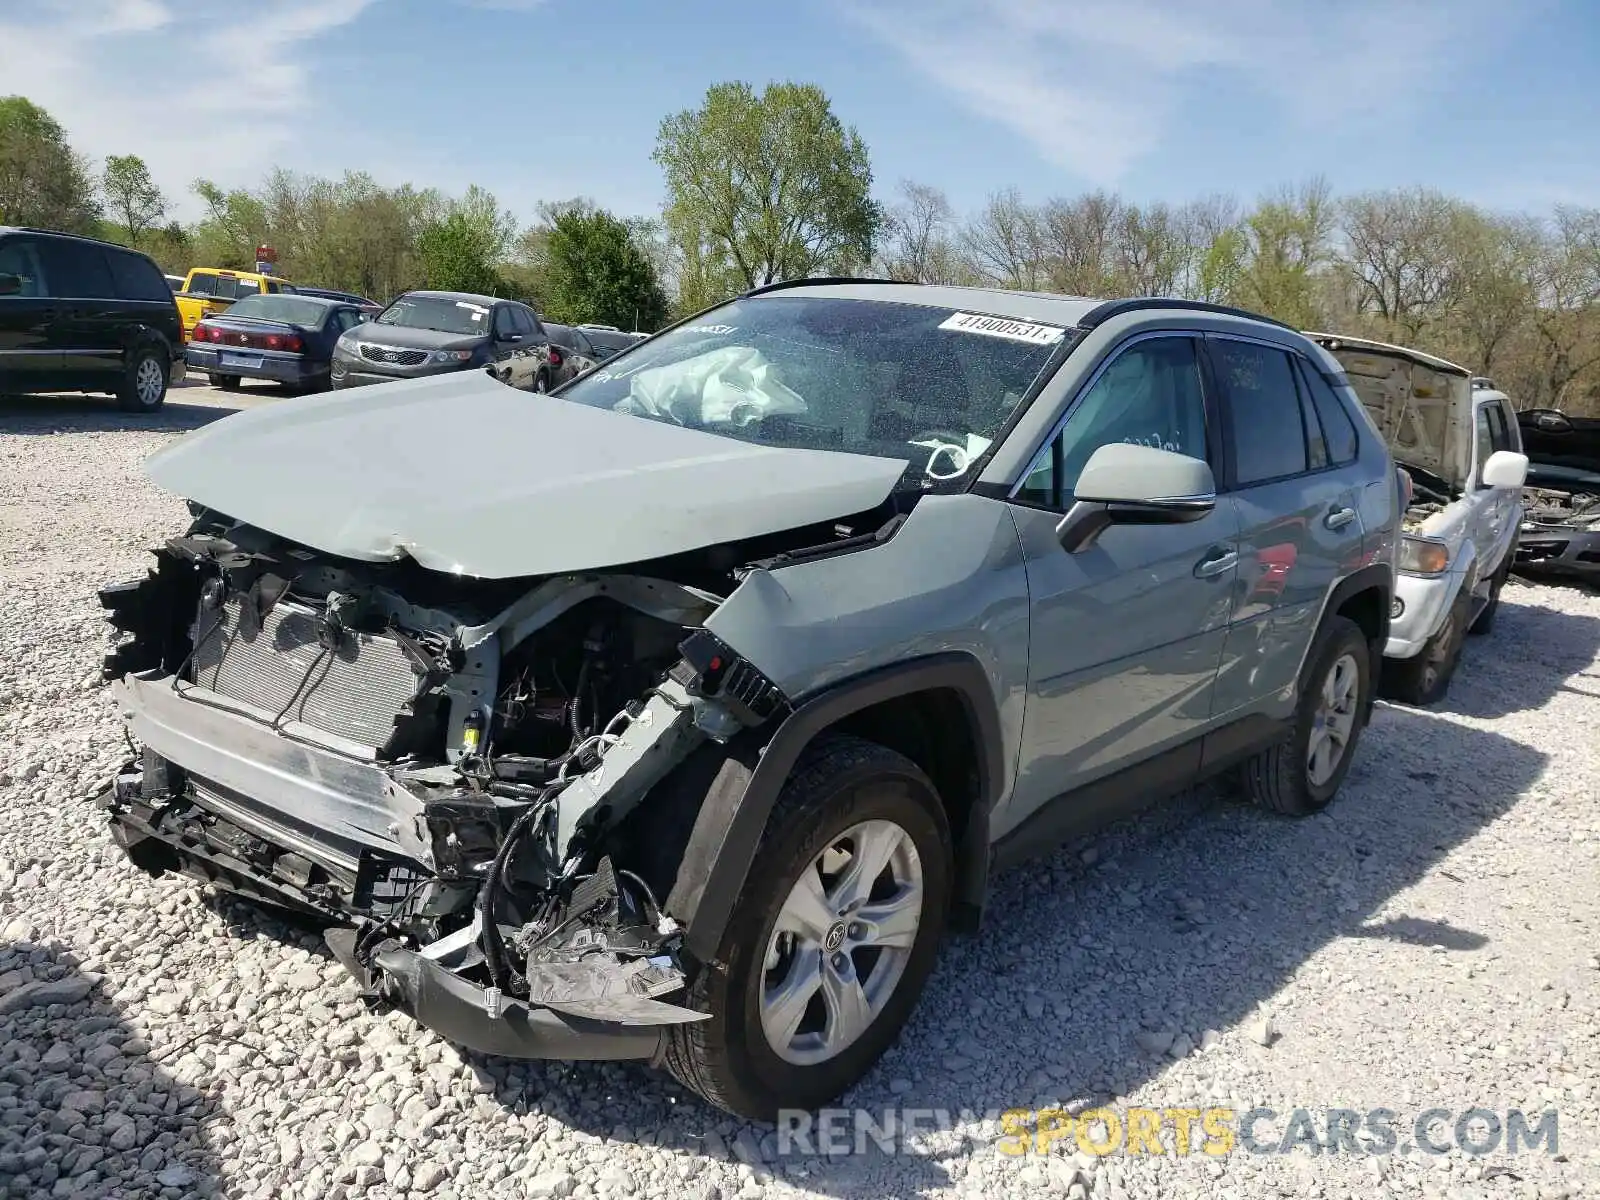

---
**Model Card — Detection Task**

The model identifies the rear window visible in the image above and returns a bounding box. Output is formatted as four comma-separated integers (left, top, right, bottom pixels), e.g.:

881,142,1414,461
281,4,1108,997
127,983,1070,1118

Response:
106,249,172,302
185,272,219,296
1213,339,1309,484
1296,360,1360,464
226,295,332,326
559,295,1069,484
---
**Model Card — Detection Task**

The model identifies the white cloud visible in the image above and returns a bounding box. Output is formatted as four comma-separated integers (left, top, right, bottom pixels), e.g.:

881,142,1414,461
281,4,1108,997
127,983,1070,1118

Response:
842,0,1509,186
0,0,379,214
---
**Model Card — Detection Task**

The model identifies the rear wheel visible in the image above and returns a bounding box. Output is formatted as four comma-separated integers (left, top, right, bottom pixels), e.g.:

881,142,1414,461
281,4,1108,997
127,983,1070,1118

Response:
116,347,168,413
1383,587,1471,705
217,374,242,392
1239,615,1372,816
664,736,951,1120
533,371,549,393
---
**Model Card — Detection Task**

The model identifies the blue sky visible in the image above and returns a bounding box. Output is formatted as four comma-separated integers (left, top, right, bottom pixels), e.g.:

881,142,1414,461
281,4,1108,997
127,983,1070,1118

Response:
3,0,1599,226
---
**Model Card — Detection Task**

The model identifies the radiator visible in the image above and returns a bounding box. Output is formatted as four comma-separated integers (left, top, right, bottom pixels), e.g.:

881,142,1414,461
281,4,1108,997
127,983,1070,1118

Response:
191,596,426,751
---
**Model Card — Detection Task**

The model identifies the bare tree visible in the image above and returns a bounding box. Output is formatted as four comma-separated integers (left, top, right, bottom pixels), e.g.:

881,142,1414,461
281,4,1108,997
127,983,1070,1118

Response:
877,180,963,283
1340,188,1463,338
960,189,1048,289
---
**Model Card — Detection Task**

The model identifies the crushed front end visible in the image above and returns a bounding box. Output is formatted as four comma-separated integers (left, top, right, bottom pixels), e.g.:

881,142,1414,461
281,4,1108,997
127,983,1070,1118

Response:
97,517,787,1060
1517,485,1600,579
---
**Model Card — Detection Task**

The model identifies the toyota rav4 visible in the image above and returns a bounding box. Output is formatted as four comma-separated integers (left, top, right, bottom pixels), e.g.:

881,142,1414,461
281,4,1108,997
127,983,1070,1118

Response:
97,282,1399,1119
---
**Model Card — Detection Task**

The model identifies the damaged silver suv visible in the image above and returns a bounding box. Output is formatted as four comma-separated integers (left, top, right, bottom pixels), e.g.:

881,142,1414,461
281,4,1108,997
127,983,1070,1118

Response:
98,281,1399,1120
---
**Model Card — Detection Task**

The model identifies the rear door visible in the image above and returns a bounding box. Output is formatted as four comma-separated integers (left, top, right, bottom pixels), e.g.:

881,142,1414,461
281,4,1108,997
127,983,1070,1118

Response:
1207,334,1366,720
35,238,124,389
0,235,60,391
1004,333,1238,827
105,246,181,351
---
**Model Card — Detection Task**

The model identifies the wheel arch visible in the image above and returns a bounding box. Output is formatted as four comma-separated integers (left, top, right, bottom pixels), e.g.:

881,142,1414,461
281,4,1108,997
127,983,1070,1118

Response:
665,651,1005,963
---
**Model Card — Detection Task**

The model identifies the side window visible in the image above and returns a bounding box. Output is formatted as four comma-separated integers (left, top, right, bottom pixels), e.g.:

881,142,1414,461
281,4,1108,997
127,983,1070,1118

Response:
1016,336,1208,509
1297,360,1360,464
265,280,282,294
494,306,518,338
510,306,536,336
234,278,260,297
333,309,359,332
37,240,116,298
1297,374,1329,471
571,330,594,357
1474,405,1496,479
1213,339,1308,484
0,239,48,297
1487,402,1517,453
106,249,171,301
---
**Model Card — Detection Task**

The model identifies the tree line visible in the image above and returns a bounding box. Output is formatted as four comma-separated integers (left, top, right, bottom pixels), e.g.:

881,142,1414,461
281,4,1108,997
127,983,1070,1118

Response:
4,87,1599,414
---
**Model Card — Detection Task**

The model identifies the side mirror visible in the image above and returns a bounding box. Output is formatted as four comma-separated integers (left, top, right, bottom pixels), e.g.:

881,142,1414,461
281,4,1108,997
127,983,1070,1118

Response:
1480,449,1528,490
1055,443,1218,553
0,273,22,296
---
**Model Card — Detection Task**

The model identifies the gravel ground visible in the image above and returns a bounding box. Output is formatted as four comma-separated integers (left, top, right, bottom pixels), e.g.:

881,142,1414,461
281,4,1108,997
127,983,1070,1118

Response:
1,393,1597,1200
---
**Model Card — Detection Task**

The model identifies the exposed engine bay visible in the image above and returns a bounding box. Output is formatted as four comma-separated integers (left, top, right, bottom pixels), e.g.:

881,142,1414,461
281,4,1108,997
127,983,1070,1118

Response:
94,508,830,1038
1522,485,1600,528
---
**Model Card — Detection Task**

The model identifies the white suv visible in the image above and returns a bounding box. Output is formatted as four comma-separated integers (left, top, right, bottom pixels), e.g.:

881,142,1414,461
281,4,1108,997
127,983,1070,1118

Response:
1310,337,1527,704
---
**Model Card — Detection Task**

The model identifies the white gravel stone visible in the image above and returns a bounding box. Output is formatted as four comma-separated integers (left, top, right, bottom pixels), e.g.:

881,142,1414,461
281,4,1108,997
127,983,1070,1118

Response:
0,396,1597,1200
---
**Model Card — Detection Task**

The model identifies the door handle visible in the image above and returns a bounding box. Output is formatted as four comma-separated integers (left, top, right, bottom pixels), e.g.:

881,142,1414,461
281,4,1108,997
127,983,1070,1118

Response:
1194,547,1238,578
1325,506,1357,530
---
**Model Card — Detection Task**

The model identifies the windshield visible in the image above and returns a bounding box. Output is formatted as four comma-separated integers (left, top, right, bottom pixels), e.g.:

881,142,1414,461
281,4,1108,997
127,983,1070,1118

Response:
226,295,331,326
377,295,492,336
557,295,1068,483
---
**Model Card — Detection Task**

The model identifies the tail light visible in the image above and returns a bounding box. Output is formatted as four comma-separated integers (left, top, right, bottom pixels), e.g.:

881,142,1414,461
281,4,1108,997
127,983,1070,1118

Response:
192,324,213,342
548,348,563,367
263,333,303,352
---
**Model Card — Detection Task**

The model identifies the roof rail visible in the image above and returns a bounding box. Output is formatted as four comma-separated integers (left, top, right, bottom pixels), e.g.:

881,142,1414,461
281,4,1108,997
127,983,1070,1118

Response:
1077,296,1296,332
742,275,910,297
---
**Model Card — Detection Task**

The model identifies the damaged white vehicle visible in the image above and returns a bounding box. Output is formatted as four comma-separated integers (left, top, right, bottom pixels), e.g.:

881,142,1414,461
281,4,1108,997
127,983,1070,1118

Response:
1308,336,1528,704
99,284,1399,1119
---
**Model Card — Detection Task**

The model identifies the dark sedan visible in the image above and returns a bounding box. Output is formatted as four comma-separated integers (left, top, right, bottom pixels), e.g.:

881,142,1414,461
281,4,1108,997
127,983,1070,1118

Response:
186,294,368,393
330,291,547,390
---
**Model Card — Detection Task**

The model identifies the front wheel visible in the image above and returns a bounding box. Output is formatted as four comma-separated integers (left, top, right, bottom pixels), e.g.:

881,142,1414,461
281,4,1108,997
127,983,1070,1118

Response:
1239,615,1372,816
664,736,951,1120
117,347,168,413
1383,587,1470,705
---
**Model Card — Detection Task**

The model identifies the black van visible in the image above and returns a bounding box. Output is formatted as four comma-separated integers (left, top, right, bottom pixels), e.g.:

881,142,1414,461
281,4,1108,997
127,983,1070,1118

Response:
0,227,184,412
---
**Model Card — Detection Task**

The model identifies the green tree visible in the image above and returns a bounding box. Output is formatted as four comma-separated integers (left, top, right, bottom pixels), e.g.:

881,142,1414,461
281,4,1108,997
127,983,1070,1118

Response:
0,96,98,233
541,206,668,331
417,211,504,295
191,178,270,267
653,81,880,302
100,154,167,247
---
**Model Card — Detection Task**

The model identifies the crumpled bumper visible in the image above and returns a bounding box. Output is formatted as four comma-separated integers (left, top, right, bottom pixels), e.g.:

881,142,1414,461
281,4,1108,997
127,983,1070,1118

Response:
1516,524,1600,577
325,929,667,1062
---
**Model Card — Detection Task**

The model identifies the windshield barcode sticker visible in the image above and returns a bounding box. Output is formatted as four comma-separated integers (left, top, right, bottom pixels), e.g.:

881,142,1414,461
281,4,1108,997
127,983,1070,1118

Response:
939,312,1065,345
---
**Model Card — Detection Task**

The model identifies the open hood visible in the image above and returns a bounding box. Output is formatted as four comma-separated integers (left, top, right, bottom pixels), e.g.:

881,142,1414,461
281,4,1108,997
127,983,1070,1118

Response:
143,369,906,578
1307,333,1473,490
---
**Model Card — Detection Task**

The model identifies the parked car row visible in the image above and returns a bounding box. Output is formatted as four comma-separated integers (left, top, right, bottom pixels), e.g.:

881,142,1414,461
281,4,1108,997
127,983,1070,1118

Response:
2,226,642,410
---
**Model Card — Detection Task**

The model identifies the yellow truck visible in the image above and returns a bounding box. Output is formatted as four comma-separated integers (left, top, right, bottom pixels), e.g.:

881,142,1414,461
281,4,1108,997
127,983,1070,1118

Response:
174,267,296,341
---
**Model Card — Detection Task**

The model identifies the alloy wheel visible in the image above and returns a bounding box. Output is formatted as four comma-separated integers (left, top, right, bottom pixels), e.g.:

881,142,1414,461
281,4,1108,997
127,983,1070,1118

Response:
759,819,923,1066
135,357,164,406
1307,651,1360,787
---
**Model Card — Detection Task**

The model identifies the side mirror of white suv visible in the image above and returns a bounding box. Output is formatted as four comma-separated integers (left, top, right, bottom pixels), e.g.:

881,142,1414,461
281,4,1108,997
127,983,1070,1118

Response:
1481,450,1528,489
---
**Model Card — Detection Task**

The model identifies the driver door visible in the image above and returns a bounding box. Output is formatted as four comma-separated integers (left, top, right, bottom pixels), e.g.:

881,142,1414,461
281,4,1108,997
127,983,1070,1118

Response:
1000,333,1239,834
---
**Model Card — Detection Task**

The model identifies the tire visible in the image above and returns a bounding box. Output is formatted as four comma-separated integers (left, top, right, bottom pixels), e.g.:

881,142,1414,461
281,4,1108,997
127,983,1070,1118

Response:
533,372,549,393
1383,587,1471,706
217,374,242,392
664,735,951,1120
1239,615,1372,816
116,346,168,413
1468,556,1510,635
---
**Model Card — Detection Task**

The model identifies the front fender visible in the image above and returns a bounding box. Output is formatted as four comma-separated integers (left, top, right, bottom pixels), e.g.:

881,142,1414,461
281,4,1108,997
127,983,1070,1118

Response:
665,652,1005,963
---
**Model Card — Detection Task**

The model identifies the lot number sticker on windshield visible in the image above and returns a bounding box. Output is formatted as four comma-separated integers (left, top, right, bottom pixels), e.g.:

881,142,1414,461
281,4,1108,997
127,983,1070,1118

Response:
939,312,1066,345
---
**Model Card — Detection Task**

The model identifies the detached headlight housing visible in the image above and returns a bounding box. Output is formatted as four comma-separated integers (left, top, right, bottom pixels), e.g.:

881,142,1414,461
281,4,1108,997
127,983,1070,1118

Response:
431,349,474,363
1398,534,1450,576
